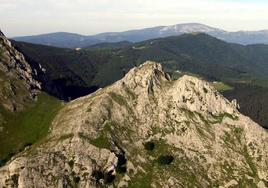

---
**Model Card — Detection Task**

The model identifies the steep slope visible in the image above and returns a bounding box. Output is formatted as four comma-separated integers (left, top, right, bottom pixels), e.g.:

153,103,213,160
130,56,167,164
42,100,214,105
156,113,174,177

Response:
0,31,63,167
11,40,110,100
0,31,40,112
0,61,267,187
12,23,268,48
223,83,268,129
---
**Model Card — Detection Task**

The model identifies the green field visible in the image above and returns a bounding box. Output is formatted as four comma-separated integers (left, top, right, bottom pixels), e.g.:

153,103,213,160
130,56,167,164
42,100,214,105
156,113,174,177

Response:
212,81,234,92
0,92,63,166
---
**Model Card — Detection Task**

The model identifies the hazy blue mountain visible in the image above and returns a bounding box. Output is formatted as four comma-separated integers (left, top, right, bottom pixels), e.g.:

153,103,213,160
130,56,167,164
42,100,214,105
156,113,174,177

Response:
13,32,101,48
13,23,268,48
214,30,268,45
92,23,224,42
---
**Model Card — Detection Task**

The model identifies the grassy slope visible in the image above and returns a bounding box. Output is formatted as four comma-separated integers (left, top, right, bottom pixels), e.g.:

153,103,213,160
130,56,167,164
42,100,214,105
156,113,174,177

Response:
0,92,63,165
212,82,233,92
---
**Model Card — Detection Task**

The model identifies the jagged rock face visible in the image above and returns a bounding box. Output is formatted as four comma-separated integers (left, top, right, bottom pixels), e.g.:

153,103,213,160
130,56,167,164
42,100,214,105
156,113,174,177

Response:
0,61,267,187
0,30,4,37
0,31,40,112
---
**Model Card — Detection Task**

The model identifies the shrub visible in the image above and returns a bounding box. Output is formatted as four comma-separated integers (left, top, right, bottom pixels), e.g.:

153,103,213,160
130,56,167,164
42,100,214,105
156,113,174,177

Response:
91,170,104,182
157,155,174,165
116,165,127,174
115,152,127,174
91,169,115,184
104,171,115,184
144,141,155,151
73,176,80,183
68,160,74,168
117,153,127,166
11,174,19,186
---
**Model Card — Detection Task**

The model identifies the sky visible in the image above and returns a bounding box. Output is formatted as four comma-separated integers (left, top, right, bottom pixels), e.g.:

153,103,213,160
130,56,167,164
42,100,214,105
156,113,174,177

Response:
1,0,268,37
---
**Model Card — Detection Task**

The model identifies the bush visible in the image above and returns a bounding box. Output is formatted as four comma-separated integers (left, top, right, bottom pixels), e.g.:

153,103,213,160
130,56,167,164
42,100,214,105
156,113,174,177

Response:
117,153,127,166
91,169,115,184
11,174,19,186
116,165,127,174
104,171,115,184
91,170,104,182
73,176,80,183
157,155,174,165
68,160,74,168
115,152,127,174
144,141,155,151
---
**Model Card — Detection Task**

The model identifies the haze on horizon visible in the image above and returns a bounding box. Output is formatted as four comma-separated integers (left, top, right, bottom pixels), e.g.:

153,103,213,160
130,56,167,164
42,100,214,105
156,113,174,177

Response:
1,0,268,37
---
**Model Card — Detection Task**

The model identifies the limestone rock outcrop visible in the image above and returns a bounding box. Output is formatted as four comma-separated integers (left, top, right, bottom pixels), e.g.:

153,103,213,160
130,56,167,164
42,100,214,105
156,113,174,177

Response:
0,61,267,187
0,30,40,112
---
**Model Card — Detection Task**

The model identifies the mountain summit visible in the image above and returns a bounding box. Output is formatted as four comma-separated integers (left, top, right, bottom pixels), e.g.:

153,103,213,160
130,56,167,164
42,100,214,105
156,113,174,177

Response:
158,23,224,34
0,61,267,187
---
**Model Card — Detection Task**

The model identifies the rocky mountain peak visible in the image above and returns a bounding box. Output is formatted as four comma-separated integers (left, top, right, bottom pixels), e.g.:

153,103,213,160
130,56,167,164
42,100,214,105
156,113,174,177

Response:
120,61,171,95
119,61,237,116
0,61,267,187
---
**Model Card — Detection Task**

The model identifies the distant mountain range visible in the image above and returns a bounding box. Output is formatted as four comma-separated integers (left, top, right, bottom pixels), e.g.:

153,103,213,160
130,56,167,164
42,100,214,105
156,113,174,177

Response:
13,23,268,48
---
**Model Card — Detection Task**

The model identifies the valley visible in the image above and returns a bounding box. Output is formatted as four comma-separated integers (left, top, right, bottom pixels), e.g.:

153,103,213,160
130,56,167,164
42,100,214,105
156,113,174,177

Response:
11,33,268,129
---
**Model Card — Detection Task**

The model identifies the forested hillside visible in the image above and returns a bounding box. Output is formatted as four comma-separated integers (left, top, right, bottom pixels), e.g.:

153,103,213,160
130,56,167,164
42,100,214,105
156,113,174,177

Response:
12,33,268,128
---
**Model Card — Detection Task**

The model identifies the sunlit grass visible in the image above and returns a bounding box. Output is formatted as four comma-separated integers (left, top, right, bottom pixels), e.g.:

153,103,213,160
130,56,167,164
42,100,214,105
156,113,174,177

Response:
212,81,233,92
0,92,63,166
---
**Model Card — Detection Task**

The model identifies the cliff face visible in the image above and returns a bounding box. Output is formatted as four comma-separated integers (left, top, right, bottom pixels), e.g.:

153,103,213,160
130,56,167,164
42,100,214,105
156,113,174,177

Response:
0,30,40,112
0,61,267,187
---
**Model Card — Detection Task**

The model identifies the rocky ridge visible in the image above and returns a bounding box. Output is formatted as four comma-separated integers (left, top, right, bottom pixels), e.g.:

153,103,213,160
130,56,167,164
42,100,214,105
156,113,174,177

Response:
0,30,40,111
0,61,267,187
